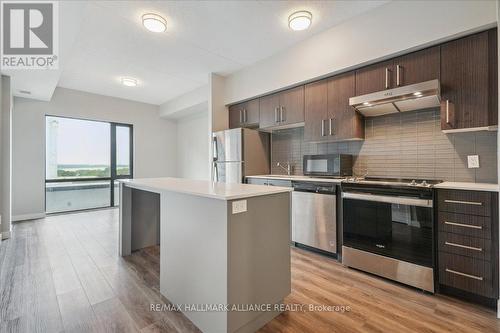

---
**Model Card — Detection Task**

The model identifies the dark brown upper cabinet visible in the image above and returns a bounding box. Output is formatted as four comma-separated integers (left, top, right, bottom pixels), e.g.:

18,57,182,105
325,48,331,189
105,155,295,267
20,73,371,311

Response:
259,86,304,129
304,79,328,142
328,72,364,141
440,29,497,131
355,47,440,96
305,72,363,142
355,59,395,96
396,46,440,87
228,99,260,129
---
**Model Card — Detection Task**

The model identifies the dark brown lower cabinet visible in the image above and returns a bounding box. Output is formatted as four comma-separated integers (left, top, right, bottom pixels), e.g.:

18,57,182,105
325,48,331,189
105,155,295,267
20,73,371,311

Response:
436,190,498,306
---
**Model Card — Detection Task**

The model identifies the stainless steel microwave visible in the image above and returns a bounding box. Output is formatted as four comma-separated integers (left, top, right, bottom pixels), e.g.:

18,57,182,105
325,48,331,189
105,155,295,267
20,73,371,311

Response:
303,154,353,177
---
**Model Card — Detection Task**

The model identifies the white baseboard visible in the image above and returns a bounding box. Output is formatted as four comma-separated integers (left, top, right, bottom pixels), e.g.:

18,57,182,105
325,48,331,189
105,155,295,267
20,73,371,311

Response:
12,213,46,222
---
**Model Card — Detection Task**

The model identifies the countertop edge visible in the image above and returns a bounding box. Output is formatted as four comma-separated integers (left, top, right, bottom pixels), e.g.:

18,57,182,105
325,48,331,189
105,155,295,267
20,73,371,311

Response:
120,180,293,201
433,182,499,192
246,175,343,183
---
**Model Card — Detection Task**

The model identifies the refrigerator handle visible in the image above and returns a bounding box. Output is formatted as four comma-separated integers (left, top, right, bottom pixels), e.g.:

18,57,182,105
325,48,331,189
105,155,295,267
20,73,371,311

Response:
212,136,218,161
213,162,219,182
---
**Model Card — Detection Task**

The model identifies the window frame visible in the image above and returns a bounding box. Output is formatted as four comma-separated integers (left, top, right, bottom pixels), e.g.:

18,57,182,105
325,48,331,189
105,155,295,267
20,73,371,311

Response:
44,115,134,213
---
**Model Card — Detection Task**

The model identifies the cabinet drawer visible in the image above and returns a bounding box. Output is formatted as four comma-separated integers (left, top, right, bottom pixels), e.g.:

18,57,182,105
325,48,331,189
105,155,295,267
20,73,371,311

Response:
438,232,491,261
246,178,268,185
245,178,292,188
438,252,493,297
438,211,491,239
437,190,491,216
267,179,292,187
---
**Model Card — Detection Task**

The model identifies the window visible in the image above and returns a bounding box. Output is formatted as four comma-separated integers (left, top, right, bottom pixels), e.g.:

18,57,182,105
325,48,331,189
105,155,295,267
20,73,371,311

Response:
45,116,133,213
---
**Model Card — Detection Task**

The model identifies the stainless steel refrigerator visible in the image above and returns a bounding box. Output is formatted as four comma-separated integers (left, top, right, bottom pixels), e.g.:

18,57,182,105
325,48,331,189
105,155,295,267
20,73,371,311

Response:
212,128,270,183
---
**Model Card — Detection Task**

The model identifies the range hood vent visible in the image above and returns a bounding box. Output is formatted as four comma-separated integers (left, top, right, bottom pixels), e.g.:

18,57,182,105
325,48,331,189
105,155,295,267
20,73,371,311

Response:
349,79,441,117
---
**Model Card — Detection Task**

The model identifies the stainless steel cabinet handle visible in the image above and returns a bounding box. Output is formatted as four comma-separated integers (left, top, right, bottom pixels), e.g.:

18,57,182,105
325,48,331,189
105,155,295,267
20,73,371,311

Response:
243,109,247,123
444,199,482,206
445,241,482,252
329,118,333,136
321,119,325,136
239,109,243,123
444,221,483,230
446,100,450,124
275,107,279,122
280,106,285,122
396,65,401,86
385,68,390,89
445,268,483,281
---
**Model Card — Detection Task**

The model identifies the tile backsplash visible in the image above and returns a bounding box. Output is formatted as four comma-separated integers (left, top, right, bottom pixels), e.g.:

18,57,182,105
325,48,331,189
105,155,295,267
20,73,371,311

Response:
271,108,498,183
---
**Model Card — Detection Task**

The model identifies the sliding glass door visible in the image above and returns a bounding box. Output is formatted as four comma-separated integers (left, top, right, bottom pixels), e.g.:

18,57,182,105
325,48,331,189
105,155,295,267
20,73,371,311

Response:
45,116,133,213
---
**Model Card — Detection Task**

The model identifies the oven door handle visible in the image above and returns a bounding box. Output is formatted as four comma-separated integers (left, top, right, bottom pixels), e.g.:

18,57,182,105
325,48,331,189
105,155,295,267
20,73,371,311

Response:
342,192,433,208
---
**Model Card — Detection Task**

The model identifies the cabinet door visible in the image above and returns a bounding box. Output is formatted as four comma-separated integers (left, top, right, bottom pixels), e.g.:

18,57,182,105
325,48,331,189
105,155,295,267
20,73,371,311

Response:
441,30,494,130
229,103,244,129
355,59,394,95
396,46,440,87
327,72,363,141
229,99,260,129
259,93,280,129
243,99,260,126
304,80,328,142
279,85,305,126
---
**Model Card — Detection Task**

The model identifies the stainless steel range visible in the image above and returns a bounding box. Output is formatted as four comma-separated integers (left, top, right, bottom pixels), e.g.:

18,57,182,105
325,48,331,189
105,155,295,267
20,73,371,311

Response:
341,177,442,292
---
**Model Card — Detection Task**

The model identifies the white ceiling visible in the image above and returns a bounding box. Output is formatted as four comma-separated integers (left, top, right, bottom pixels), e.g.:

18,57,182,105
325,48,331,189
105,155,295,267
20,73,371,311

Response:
4,0,389,105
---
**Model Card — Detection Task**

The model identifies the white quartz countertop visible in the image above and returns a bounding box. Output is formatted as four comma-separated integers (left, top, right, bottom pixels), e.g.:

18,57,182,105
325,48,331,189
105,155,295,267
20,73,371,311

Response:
120,177,292,200
246,175,343,183
434,182,499,192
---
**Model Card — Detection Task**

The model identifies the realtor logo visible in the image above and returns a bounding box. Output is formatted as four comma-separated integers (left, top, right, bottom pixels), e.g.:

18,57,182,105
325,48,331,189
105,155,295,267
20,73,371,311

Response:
1,1,58,69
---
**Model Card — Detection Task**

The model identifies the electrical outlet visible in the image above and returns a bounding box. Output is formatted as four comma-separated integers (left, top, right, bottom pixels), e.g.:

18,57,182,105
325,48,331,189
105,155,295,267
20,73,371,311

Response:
232,200,247,214
467,155,480,168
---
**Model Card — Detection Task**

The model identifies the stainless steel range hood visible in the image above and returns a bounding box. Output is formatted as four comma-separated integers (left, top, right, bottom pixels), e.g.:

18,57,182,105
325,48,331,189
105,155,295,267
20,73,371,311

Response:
349,79,441,117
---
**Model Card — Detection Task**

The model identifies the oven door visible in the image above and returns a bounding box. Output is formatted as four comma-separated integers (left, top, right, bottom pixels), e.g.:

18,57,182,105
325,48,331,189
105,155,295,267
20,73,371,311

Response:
342,192,433,267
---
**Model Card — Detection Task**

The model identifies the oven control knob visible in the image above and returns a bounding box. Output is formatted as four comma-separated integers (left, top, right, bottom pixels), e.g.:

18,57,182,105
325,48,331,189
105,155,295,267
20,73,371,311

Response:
410,180,417,186
421,180,428,187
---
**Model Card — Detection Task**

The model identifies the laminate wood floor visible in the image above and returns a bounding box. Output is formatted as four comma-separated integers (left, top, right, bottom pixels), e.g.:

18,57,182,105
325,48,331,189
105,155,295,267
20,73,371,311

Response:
0,208,499,333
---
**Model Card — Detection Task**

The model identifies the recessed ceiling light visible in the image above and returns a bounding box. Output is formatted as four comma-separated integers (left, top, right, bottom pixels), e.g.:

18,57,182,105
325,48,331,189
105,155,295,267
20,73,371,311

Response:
363,102,371,106
142,13,167,33
413,91,422,96
288,11,312,31
121,77,138,87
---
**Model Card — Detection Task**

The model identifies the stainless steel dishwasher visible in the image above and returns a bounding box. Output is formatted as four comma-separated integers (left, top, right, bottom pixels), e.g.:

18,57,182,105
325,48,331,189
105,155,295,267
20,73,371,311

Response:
292,181,337,254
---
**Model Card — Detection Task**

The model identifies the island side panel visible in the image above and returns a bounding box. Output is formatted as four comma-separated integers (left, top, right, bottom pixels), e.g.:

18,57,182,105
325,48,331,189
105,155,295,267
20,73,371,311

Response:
227,192,292,333
131,188,160,251
160,192,229,333
119,183,132,256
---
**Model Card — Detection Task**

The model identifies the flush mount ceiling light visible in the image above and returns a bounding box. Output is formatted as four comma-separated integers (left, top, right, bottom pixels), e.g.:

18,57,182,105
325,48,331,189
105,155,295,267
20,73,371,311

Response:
142,13,167,33
121,77,138,87
288,10,312,31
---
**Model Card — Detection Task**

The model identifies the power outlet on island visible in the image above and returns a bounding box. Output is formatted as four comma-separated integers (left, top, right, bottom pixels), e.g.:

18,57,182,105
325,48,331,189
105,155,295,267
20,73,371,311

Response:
232,200,247,214
467,155,480,168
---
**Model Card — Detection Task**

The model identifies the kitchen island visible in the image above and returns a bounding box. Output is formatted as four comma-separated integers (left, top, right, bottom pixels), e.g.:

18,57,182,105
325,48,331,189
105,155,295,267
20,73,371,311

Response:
119,178,293,333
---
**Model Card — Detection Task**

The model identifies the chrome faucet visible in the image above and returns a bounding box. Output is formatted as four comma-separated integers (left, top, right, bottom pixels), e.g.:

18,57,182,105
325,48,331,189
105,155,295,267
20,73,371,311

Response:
276,161,291,176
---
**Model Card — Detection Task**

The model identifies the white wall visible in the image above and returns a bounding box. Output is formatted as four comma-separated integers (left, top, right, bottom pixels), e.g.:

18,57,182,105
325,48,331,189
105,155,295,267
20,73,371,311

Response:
224,0,498,104
160,85,208,119
12,87,177,220
175,111,210,180
1,75,12,238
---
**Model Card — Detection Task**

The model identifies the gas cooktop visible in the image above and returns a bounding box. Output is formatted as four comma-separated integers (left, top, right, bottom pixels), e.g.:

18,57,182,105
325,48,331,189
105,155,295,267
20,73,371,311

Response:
343,177,443,188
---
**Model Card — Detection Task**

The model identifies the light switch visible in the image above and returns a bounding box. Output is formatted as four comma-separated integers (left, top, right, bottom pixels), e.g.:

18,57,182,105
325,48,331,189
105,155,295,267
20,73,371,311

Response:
467,155,480,168
232,200,247,214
